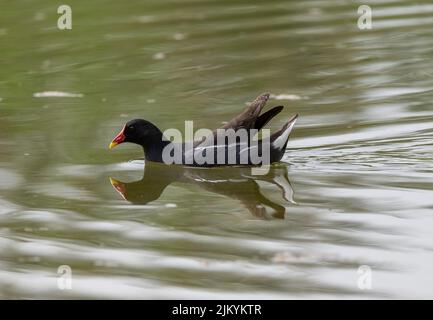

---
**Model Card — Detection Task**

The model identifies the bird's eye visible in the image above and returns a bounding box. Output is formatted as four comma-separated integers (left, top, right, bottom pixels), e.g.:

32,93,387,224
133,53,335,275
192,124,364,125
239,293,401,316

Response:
128,126,135,132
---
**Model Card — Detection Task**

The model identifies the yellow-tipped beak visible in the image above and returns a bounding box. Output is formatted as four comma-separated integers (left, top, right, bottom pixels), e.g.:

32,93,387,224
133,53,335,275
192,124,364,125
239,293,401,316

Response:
109,125,126,150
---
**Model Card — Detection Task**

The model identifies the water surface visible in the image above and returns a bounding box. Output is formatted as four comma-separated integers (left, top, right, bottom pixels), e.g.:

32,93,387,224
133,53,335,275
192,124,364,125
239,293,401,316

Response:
0,0,433,299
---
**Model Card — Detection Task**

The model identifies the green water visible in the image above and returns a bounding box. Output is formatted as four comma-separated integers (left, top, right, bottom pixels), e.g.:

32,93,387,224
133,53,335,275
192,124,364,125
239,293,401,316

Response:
1,0,433,298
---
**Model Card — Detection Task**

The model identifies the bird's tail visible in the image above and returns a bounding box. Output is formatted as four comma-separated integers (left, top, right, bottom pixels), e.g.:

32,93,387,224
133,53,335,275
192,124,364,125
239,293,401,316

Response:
270,114,299,150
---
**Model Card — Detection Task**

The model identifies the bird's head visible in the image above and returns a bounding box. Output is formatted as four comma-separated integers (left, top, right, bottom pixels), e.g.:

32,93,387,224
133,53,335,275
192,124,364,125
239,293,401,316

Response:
109,119,163,149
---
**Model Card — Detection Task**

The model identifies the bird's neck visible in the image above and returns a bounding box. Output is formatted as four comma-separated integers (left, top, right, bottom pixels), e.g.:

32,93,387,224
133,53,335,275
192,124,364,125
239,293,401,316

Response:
142,135,171,162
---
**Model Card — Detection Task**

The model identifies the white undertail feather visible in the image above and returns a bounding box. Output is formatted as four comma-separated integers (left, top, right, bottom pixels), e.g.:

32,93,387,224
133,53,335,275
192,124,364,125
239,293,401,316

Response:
271,118,297,150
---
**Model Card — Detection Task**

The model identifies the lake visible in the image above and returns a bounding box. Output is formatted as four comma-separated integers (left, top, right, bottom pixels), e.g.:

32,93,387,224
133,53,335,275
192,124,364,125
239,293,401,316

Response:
0,0,432,299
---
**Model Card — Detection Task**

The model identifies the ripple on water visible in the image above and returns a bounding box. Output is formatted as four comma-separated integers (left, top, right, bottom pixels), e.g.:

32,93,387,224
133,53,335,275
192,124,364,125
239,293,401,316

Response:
33,91,84,98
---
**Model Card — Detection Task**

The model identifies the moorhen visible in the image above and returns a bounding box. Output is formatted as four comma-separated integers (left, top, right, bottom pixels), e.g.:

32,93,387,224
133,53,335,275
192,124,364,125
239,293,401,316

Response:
109,93,298,166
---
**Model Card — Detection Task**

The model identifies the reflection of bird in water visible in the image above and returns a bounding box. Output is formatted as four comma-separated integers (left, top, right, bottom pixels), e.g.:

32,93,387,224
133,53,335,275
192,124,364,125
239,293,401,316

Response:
110,162,183,204
109,162,296,219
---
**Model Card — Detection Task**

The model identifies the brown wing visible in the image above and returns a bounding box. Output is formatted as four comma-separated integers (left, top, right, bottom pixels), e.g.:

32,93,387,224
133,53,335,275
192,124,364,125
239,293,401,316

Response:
193,93,279,147
220,92,270,131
